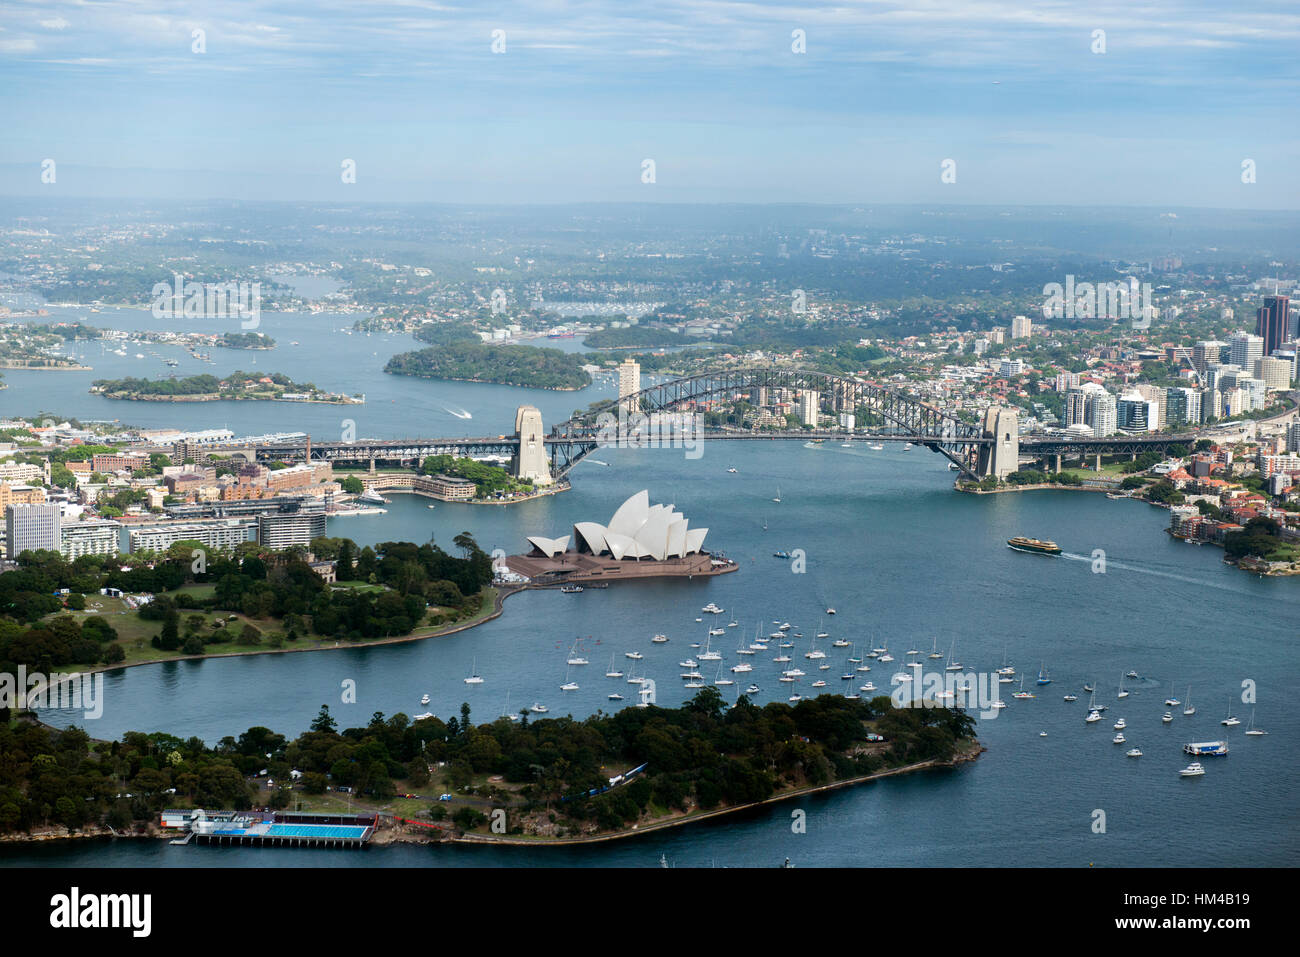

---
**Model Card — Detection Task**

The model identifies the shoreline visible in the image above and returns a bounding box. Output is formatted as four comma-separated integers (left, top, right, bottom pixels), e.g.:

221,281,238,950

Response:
31,585,521,688
446,743,983,847
92,391,362,405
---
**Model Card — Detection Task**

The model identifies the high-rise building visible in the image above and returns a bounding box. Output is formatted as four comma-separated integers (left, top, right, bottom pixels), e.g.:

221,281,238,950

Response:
798,391,820,427
617,358,641,417
1255,295,1291,356
60,520,121,559
257,501,327,549
1134,383,1166,428
1065,389,1090,427
1254,356,1292,393
1088,393,1117,437
1165,387,1200,427
1200,388,1221,423
1193,340,1228,373
990,327,1006,345
1010,315,1033,339
1228,332,1264,370
5,502,61,557
1286,422,1300,453
1117,393,1159,432
1054,372,1080,392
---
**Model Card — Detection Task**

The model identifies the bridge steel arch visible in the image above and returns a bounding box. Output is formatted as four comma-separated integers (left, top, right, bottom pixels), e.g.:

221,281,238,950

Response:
551,368,990,476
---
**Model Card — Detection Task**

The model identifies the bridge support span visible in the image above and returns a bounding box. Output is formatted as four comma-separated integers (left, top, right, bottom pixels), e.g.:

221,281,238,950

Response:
976,408,1019,480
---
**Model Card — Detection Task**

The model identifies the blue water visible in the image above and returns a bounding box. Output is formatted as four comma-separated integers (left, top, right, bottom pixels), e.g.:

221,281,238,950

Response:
5,306,1298,868
21,440,1300,868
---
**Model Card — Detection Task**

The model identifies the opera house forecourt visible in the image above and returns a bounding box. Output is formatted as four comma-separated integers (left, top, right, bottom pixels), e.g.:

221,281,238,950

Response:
505,490,738,585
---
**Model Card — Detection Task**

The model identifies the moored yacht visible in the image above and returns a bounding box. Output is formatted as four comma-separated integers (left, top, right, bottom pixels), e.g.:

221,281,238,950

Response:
1179,762,1205,777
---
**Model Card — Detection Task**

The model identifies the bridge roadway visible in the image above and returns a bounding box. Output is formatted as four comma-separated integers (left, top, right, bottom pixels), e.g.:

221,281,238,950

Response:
220,426,1206,481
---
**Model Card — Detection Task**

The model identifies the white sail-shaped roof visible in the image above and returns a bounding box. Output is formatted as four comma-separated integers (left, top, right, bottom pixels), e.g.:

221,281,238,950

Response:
526,535,570,558
540,491,708,561
573,522,608,555
634,508,674,561
666,518,688,558
607,490,650,537
603,531,637,561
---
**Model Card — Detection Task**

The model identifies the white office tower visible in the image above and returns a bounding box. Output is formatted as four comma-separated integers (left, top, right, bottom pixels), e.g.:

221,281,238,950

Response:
1228,332,1264,370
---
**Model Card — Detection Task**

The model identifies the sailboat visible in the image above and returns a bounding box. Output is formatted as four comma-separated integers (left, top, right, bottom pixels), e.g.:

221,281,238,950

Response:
500,692,520,722
714,663,734,687
1244,709,1267,736
944,640,962,672
1164,683,1180,707
928,637,944,660
1036,663,1051,686
560,664,579,691
464,657,484,684
1117,673,1129,699
1220,697,1240,727
1084,690,1102,721
1183,686,1194,716
1012,676,1034,699
605,654,624,679
772,486,782,503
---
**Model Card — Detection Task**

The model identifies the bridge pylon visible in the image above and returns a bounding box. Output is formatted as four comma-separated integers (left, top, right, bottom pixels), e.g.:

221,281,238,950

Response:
512,405,553,485
976,407,1019,479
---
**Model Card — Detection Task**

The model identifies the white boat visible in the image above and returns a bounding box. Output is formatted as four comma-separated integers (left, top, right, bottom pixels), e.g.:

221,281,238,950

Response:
608,693,624,701
561,681,580,691
1242,707,1263,738
702,603,724,614
727,467,737,473
1126,748,1142,757
832,638,850,648
1183,686,1194,716
413,711,435,721
1112,733,1126,744
859,682,876,692
731,662,753,673
772,486,781,503
605,654,624,678
1012,676,1035,699
1179,762,1205,777
625,650,643,660
826,608,836,615
788,693,802,702
530,702,549,714
1117,673,1129,699
715,664,734,687
1113,718,1126,730
811,679,827,688
420,694,430,705
1220,697,1239,726
990,699,1006,710
651,634,669,644
944,640,962,672
1164,682,1180,707
566,640,589,666
1063,694,1077,702
1162,712,1174,723
464,657,484,684
679,658,698,668
745,684,760,694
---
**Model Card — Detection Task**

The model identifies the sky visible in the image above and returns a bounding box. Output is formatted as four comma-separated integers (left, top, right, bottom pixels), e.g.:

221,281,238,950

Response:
0,0,1297,207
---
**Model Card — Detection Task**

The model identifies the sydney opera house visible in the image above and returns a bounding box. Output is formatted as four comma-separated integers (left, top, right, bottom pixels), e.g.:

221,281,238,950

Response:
505,490,736,584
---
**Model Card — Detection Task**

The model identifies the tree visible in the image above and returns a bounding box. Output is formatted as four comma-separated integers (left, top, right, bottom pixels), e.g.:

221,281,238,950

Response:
158,608,180,651
310,705,337,734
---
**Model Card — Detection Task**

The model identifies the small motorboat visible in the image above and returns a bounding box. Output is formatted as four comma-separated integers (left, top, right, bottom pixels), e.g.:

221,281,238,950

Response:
1179,762,1205,777
1126,748,1143,758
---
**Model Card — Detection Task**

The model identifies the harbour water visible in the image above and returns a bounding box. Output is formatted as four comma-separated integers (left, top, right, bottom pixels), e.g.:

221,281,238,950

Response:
21,442,1300,868
5,305,1298,867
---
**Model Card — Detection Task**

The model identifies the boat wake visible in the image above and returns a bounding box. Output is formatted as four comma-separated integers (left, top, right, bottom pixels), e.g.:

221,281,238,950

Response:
1059,552,1258,595
442,406,473,419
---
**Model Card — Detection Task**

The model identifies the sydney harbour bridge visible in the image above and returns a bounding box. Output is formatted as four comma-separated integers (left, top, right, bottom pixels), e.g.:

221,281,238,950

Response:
247,368,1202,481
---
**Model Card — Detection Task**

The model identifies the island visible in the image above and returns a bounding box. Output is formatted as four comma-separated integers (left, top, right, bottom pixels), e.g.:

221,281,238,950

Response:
216,332,276,350
89,370,363,404
384,342,591,391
